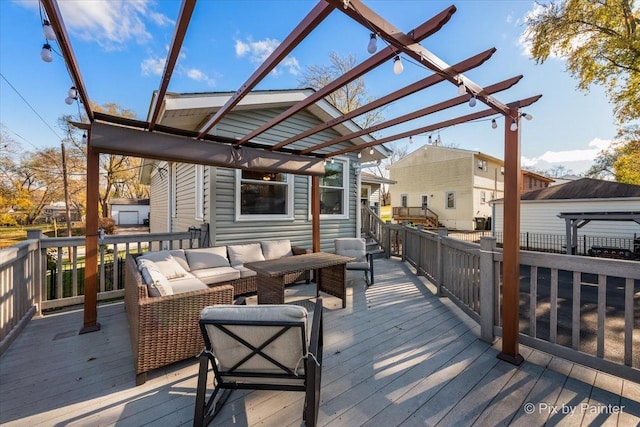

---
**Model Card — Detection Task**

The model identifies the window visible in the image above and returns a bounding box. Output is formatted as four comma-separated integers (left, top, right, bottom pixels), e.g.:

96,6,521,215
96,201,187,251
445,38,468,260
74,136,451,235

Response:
401,194,408,208
480,191,486,204
477,160,488,171
319,160,348,216
237,170,293,220
195,165,204,220
421,195,429,208
446,191,456,209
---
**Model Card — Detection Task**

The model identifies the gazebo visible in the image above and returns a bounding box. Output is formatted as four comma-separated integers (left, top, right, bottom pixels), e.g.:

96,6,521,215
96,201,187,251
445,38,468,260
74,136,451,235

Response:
40,0,541,366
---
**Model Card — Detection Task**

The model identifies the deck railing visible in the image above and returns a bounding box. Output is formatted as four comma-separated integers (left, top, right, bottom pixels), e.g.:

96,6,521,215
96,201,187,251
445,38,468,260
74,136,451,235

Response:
394,224,640,383
0,230,199,353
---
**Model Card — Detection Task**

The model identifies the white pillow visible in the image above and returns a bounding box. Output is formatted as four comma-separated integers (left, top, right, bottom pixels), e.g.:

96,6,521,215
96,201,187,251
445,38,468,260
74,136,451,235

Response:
138,259,174,297
185,246,230,269
138,251,188,280
261,240,293,260
227,243,265,267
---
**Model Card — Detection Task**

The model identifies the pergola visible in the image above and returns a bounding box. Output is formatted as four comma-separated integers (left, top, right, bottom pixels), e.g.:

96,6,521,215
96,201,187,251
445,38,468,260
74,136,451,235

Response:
559,211,640,255
40,0,541,366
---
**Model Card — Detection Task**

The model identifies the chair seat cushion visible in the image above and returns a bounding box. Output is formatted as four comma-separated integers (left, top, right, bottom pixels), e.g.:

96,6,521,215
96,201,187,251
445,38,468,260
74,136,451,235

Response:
191,266,241,285
233,265,258,278
168,273,209,294
346,261,370,270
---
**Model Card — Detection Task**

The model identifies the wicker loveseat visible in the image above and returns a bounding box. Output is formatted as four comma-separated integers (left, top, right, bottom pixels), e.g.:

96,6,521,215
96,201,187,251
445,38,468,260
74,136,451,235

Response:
124,240,310,385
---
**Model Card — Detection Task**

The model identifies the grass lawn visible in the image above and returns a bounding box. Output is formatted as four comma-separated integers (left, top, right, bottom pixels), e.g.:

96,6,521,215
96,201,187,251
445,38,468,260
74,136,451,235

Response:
0,224,85,249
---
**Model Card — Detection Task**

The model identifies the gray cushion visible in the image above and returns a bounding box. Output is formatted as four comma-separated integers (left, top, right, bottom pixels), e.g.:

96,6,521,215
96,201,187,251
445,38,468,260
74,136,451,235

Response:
233,265,258,278
169,249,190,272
261,240,293,260
138,251,189,280
334,238,366,262
138,258,174,297
200,304,308,373
185,246,230,270
347,261,370,270
227,243,265,267
191,266,240,285
168,273,208,293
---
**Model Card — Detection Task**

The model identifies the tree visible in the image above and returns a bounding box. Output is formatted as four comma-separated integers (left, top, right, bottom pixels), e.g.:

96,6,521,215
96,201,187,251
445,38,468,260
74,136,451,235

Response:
587,125,640,184
524,0,639,123
298,52,384,128
65,102,149,218
365,142,410,205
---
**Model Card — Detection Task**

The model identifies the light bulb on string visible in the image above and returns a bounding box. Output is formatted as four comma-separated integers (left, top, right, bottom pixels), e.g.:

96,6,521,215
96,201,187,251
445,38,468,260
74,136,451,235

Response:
40,43,53,62
428,135,432,144
409,136,413,144
369,147,374,155
468,95,476,107
458,80,466,96
42,19,56,40
491,119,498,129
64,96,75,105
82,133,88,144
393,56,403,74
68,86,77,98
357,151,362,159
521,113,533,120
367,33,377,54
510,120,518,131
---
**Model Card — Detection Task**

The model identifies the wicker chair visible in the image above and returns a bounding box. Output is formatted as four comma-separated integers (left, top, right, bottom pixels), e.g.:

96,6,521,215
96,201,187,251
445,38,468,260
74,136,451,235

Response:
194,299,323,427
124,254,234,385
334,238,374,286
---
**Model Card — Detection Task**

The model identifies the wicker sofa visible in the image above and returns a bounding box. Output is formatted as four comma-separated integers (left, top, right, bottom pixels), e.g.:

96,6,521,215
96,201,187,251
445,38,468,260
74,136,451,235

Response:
124,240,310,385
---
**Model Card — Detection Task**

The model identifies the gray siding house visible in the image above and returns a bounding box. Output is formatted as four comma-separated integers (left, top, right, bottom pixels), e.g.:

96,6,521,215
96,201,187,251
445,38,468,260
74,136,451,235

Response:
140,89,390,252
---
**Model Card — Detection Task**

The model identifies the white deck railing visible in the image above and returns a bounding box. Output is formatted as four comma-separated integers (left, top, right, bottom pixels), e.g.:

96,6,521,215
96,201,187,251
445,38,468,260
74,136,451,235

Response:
0,230,199,354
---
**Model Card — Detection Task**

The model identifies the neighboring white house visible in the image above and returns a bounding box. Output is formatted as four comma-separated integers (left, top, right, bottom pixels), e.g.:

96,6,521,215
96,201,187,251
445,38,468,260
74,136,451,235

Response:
110,198,150,226
139,89,390,251
360,171,396,213
492,178,640,241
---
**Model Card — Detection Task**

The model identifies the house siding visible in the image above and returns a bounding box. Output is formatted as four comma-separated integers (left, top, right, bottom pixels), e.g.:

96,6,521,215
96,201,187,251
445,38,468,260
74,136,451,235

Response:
149,163,169,232
493,198,640,238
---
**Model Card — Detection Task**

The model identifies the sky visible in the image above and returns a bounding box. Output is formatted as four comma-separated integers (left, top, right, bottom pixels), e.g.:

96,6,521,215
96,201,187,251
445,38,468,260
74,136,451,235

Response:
0,0,621,175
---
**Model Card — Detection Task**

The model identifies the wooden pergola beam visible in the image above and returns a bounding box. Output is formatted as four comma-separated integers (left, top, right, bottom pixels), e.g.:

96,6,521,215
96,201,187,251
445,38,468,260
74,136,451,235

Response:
308,75,523,154
327,94,542,156
272,47,496,151
236,5,457,145
196,1,334,139
148,0,197,130
330,0,512,116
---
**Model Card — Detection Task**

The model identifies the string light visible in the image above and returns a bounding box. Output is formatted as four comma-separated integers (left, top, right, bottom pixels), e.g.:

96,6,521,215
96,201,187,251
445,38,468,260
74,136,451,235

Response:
393,56,403,74
409,136,413,144
510,120,518,131
521,112,533,120
82,133,88,144
458,79,466,95
367,33,377,54
65,86,78,105
357,151,362,159
369,147,374,155
468,95,476,107
428,135,432,144
40,43,53,62
491,119,498,129
42,19,56,40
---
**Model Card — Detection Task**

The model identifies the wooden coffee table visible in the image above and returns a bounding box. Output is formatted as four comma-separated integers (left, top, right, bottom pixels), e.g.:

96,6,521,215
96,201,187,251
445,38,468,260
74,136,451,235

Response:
245,252,354,308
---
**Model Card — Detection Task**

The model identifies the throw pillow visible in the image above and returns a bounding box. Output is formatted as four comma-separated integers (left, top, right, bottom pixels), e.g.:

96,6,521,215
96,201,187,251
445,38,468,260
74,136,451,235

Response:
185,246,230,269
138,258,174,297
227,243,265,267
261,240,293,260
138,251,188,280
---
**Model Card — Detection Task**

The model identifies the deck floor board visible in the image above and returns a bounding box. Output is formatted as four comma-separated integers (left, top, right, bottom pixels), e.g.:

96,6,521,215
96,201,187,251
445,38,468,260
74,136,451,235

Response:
0,258,637,426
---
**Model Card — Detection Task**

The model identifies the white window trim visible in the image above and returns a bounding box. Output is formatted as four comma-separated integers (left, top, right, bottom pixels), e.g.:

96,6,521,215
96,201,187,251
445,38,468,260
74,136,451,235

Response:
420,194,429,208
401,194,408,208
235,169,294,221
446,191,456,209
195,165,204,220
307,158,350,220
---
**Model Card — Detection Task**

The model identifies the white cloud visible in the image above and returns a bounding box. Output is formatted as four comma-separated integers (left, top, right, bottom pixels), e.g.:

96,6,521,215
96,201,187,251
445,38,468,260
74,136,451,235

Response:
185,68,216,87
19,0,174,51
234,37,300,76
521,138,612,173
141,56,166,76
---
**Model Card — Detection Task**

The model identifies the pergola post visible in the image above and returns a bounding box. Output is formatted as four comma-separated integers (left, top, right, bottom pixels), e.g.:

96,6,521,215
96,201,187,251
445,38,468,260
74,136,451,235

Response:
498,110,523,365
311,175,321,252
80,135,100,334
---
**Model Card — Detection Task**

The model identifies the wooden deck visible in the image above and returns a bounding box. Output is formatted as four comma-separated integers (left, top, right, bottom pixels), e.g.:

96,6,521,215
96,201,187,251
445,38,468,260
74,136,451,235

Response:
1,258,638,426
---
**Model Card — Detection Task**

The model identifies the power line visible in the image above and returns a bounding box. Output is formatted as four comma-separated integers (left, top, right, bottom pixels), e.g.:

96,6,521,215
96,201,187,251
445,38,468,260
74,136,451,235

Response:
0,72,63,141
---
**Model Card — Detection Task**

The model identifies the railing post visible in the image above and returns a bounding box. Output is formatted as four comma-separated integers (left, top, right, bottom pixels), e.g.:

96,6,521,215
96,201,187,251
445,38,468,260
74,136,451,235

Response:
384,221,391,258
416,224,424,275
401,222,408,262
27,229,44,318
436,227,447,296
480,236,496,342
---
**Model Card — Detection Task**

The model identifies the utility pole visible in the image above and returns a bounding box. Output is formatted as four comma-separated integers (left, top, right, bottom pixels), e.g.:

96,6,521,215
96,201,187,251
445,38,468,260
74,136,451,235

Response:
61,142,73,261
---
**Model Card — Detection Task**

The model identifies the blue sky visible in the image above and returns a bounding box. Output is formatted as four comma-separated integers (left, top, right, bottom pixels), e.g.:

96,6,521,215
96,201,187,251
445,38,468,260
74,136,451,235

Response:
0,0,619,175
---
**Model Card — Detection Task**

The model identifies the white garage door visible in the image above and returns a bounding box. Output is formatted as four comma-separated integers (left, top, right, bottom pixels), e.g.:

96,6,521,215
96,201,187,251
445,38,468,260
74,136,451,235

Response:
118,211,138,225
